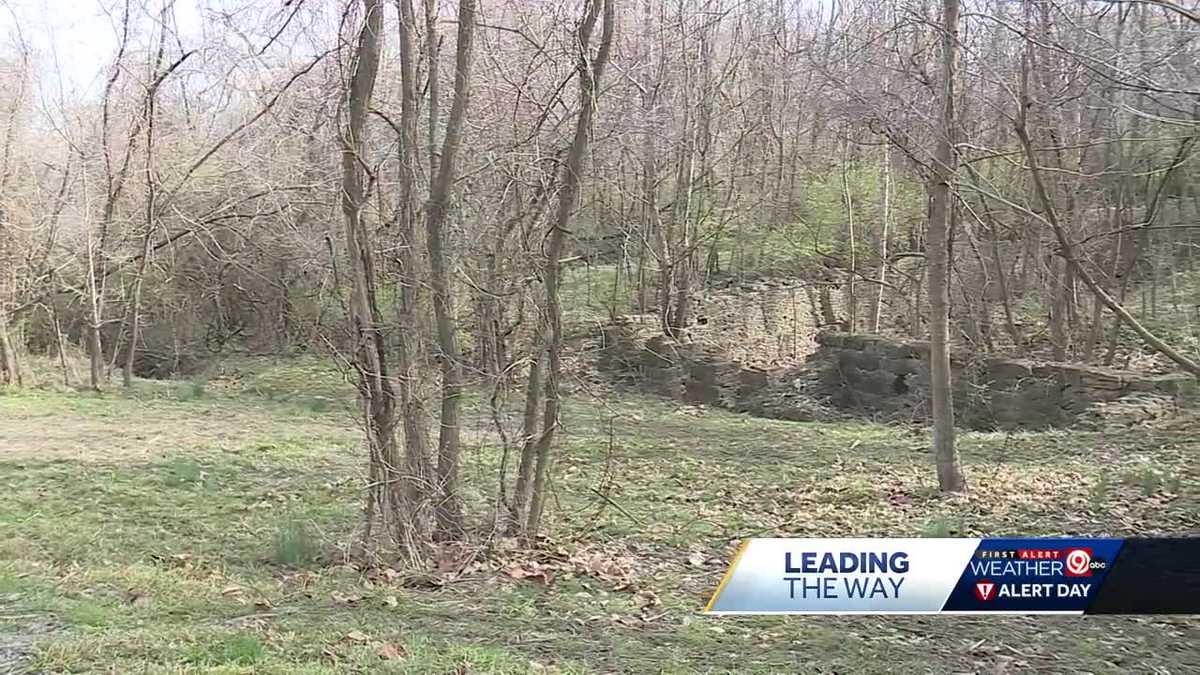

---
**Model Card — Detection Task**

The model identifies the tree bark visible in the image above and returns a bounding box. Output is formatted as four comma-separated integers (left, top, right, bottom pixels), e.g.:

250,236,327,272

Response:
424,0,440,181
523,0,616,541
872,145,890,334
929,0,965,492
0,309,19,386
394,0,436,552
840,130,857,332
423,0,477,538
342,0,412,552
508,343,542,532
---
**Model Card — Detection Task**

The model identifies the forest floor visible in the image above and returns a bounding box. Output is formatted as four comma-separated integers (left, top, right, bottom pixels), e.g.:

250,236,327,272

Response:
2,357,1199,674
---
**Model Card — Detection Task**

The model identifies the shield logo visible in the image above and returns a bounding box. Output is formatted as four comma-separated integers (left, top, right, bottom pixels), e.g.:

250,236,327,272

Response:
974,580,996,602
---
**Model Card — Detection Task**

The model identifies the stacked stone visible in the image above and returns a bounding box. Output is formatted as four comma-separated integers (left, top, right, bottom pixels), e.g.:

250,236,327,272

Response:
816,332,956,418
691,280,826,369
596,320,1197,430
982,360,1065,427
814,331,1196,429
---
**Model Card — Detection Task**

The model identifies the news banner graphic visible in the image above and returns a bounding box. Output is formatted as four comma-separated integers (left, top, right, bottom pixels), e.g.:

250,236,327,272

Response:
705,537,1200,614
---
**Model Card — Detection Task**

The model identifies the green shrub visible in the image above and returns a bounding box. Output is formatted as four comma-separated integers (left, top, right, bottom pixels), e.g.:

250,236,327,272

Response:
175,375,208,401
271,518,321,568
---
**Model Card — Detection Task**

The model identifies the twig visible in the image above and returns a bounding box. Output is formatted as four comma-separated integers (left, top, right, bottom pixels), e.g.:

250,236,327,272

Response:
587,486,643,525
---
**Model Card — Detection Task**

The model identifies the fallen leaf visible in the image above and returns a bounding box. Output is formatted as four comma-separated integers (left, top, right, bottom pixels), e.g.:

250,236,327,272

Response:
502,560,554,584
331,591,365,606
503,562,539,579
635,589,661,609
344,630,369,644
376,643,406,660
126,589,151,607
221,585,243,596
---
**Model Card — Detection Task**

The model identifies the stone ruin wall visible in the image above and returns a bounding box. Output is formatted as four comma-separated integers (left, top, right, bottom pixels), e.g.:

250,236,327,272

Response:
594,319,1196,429
591,269,1197,428
686,279,847,369
815,333,1196,428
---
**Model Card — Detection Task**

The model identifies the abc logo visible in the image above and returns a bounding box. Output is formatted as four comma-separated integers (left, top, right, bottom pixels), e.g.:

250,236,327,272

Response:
1064,548,1107,577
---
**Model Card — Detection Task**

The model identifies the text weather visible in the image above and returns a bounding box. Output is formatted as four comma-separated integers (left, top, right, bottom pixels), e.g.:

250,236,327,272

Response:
703,537,1175,615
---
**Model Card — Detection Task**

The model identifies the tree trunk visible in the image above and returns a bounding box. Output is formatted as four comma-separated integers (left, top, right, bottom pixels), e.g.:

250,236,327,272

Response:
508,343,542,532
872,146,890,333
424,0,439,180
840,131,857,332
342,0,412,553
522,0,615,541
394,0,436,553
424,0,478,539
86,226,105,392
0,309,19,386
929,0,965,492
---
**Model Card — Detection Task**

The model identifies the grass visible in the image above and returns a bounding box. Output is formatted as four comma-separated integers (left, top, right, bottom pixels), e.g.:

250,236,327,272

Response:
561,263,632,326
272,518,323,568
1,358,1199,673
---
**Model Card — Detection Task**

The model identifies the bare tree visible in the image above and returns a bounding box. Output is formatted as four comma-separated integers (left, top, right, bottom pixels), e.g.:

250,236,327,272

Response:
1012,5,1200,378
930,0,965,492
391,0,437,556
0,26,28,386
514,0,616,540
340,0,412,551
424,0,478,539
122,4,194,387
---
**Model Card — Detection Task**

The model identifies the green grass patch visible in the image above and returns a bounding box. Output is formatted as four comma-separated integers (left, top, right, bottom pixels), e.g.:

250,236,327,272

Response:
1,367,1198,673
183,633,266,667
271,517,323,568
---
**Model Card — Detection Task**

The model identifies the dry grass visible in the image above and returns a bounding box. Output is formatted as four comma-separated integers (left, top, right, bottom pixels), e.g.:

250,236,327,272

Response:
1,358,1199,673
0,376,355,464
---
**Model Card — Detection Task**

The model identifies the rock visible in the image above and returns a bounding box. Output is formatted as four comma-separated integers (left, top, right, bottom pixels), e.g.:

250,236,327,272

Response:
737,368,770,395
986,358,1034,384
838,350,880,371
1128,373,1196,398
895,340,931,359
885,358,926,376
1078,370,1126,391
600,323,1196,432
816,332,847,348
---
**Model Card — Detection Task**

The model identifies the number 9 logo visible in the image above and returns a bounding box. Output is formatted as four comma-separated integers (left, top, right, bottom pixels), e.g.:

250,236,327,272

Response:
1065,548,1093,577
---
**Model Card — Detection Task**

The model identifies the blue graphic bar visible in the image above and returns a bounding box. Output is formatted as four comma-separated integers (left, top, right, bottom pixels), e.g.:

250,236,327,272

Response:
705,537,1200,615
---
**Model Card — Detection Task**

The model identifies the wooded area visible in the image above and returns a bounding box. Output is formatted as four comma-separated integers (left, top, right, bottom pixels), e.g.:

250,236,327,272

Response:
1,0,1198,670
6,0,1197,535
